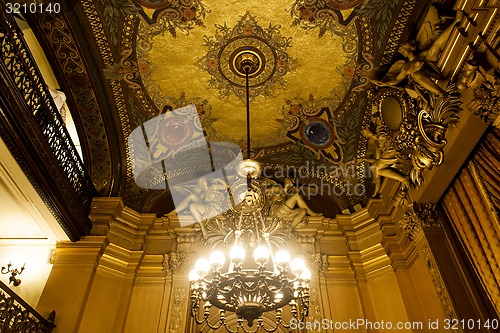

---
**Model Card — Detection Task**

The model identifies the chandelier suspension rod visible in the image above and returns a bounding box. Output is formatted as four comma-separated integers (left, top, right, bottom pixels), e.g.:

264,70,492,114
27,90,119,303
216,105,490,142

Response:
245,68,251,161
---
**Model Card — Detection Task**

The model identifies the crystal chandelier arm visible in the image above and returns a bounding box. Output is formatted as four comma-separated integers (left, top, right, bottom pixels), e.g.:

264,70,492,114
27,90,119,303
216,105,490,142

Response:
236,210,244,238
298,294,310,321
261,321,282,333
192,301,211,326
263,233,277,269
253,213,261,244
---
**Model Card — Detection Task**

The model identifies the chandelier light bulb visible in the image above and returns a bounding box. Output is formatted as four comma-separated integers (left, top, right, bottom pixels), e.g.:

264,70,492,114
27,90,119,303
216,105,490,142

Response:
290,258,306,275
194,258,210,277
209,251,225,269
189,270,201,282
253,245,270,265
275,250,291,267
300,268,312,281
229,245,246,264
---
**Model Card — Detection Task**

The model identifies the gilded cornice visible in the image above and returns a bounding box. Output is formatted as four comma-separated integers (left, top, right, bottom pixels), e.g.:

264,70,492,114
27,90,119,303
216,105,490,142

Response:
85,187,442,285
135,254,166,284
90,198,156,251
51,236,109,266
97,244,144,278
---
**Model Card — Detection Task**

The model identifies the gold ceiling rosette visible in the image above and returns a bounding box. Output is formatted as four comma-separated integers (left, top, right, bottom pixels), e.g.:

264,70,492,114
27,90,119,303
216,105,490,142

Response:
197,11,294,99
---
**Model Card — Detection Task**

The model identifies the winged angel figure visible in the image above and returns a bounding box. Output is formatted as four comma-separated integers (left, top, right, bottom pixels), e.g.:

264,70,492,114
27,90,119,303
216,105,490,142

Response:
371,8,463,98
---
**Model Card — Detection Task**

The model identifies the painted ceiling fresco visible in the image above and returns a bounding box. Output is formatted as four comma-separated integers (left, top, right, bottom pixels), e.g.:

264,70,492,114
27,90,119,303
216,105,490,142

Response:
28,0,431,216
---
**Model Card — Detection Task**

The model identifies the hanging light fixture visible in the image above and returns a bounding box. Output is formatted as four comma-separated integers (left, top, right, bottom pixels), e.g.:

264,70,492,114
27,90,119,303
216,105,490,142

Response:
189,50,310,332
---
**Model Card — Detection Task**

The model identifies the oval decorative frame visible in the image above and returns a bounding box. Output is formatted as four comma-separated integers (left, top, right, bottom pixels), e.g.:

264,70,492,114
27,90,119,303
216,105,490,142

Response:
376,88,410,132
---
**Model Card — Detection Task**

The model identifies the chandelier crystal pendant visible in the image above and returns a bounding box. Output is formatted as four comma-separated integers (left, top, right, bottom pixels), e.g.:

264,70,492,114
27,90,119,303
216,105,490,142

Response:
188,50,310,332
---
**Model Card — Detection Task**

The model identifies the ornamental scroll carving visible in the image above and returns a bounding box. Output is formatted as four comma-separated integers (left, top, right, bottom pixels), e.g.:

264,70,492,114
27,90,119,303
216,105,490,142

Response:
362,85,462,203
306,253,329,277
422,246,458,331
167,287,188,333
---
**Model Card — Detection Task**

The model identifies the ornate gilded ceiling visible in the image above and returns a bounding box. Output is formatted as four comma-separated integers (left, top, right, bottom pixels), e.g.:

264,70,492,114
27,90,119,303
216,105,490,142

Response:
137,4,357,147
27,0,430,216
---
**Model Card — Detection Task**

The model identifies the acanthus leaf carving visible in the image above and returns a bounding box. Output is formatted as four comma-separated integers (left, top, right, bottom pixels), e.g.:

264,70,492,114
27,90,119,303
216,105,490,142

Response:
163,252,193,276
306,253,329,277
468,71,500,123
400,202,442,241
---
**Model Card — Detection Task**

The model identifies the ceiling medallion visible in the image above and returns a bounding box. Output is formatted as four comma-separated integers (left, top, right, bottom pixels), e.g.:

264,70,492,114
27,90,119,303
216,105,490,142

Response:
199,12,294,99
283,95,344,163
300,118,335,149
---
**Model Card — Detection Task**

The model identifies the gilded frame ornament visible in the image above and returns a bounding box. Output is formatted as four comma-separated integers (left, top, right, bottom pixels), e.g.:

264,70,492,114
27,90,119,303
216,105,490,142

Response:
375,87,410,132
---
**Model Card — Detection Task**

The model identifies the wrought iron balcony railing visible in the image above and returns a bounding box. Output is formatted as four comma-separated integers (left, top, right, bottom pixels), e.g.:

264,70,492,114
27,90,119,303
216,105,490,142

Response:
0,8,95,240
0,280,55,333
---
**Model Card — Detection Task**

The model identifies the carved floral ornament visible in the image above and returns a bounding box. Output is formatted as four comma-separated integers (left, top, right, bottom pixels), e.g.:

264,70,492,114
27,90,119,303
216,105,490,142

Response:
400,202,442,241
458,66,500,124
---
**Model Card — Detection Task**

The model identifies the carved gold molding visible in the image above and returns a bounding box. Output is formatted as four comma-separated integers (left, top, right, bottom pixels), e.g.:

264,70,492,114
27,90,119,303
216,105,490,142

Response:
400,202,442,242
421,245,459,332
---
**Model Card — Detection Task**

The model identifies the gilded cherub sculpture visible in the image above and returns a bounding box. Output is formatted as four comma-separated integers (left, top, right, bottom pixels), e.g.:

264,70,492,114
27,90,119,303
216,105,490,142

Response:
360,117,410,196
265,178,322,229
371,9,463,97
169,177,228,237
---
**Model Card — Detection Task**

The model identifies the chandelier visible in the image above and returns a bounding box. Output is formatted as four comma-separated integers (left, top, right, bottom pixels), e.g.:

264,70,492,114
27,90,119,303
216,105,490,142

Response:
188,50,310,332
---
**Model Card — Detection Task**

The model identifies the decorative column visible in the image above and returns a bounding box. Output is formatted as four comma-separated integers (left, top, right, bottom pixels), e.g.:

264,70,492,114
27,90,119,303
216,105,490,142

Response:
35,237,108,333
122,253,165,333
163,227,195,333
400,203,459,332
337,210,410,332
76,198,154,333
